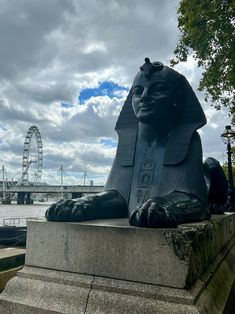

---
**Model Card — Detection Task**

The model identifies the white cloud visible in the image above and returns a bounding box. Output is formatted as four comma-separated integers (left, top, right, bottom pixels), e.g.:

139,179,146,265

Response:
0,0,232,185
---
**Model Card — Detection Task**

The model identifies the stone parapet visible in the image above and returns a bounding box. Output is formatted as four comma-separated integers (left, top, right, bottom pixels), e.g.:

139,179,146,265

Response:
0,214,235,313
25,214,235,289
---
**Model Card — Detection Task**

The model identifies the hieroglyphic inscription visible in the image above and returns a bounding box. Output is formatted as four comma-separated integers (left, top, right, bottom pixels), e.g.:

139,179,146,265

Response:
136,160,155,205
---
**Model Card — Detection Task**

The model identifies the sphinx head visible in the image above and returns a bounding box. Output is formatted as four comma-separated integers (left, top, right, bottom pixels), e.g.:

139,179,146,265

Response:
132,58,183,125
115,58,206,166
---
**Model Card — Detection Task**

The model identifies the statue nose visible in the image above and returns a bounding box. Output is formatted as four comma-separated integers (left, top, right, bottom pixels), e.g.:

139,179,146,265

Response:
140,88,149,103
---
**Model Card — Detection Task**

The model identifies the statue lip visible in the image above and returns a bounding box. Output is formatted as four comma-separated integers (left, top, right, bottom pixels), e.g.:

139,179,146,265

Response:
140,101,155,110
140,106,153,111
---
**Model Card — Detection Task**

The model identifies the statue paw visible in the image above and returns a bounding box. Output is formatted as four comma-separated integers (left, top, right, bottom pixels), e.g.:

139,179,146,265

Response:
45,197,95,222
129,199,178,228
129,192,210,228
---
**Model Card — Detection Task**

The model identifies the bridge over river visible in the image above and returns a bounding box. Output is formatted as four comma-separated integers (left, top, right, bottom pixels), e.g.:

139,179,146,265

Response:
0,185,104,205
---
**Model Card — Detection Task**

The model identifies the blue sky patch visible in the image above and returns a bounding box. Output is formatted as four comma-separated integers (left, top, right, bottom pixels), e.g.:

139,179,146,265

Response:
100,138,117,147
79,81,129,104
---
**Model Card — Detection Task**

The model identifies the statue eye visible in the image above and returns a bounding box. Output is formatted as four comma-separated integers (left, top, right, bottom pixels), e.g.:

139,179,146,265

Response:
133,86,144,95
149,83,167,93
156,83,166,91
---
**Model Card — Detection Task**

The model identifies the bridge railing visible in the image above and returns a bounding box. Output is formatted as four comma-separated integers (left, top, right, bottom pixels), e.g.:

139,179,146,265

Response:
1,217,42,227
0,185,104,194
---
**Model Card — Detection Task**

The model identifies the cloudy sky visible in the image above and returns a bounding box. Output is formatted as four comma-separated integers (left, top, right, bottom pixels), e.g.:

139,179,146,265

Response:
0,0,231,186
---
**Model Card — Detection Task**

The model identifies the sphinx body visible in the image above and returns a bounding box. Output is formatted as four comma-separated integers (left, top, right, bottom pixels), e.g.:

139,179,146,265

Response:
46,59,227,227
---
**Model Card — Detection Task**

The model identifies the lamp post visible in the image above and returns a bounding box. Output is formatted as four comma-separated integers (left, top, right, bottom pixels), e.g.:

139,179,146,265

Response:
221,125,235,211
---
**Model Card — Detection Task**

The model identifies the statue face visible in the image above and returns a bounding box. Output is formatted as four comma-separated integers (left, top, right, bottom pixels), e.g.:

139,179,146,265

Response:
132,77,175,124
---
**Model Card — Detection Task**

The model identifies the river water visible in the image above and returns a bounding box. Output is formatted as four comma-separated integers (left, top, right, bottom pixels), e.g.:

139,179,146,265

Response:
0,202,53,226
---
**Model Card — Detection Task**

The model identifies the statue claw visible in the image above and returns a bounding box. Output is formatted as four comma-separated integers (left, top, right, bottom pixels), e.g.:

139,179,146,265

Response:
45,197,96,222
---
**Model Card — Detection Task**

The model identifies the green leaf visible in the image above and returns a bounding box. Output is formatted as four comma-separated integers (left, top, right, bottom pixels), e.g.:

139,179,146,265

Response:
171,0,235,122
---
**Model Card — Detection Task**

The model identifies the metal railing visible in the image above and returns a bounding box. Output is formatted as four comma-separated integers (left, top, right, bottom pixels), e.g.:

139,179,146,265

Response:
1,217,41,227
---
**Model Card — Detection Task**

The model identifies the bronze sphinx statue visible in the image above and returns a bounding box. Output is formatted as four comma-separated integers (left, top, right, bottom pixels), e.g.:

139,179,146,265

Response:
46,58,227,227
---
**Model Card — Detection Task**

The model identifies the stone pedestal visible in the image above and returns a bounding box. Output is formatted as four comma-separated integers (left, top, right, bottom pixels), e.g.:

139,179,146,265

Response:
0,215,235,313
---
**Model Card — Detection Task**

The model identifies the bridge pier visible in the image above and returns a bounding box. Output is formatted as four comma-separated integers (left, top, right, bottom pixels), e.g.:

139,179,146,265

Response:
1,197,11,204
26,192,33,205
17,192,25,205
71,192,82,199
17,192,33,205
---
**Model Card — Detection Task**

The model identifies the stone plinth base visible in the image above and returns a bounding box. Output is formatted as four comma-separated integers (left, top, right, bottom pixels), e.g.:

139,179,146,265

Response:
0,215,235,313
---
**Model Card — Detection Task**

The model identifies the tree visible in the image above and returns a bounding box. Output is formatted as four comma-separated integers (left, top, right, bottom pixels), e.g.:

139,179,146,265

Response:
171,0,235,121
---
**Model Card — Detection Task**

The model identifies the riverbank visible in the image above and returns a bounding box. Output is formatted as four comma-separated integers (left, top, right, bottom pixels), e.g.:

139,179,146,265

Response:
0,202,53,292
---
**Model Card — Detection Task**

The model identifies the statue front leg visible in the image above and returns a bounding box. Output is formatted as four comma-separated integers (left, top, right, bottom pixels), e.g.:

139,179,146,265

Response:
45,190,128,222
129,192,210,228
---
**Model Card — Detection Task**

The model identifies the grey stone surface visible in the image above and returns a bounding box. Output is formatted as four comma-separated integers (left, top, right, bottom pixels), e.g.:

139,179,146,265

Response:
164,213,235,288
92,276,196,305
17,265,93,288
25,219,188,288
0,266,200,314
0,214,235,313
1,241,235,314
26,214,235,289
195,242,235,313
0,271,90,313
86,289,200,314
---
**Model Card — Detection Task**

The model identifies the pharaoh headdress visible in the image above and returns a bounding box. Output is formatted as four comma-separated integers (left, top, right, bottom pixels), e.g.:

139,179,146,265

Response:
114,59,206,167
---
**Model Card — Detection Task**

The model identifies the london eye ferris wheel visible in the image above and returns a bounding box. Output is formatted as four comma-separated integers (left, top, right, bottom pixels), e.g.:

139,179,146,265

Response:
21,125,43,185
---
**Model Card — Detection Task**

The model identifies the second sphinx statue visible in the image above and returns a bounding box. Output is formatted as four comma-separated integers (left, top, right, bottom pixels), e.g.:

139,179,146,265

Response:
46,58,227,227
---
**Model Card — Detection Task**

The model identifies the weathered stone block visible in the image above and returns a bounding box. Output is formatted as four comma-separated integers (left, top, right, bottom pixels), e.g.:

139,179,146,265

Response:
0,214,235,313
25,214,235,288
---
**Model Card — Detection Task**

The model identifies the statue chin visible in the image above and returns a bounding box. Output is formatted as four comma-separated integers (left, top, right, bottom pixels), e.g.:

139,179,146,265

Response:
138,115,156,124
